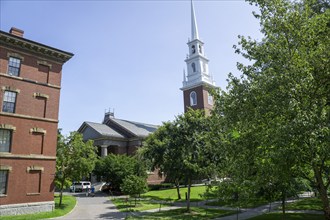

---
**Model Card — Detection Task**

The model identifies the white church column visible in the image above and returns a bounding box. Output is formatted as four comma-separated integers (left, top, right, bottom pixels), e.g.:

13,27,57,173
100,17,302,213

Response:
101,145,108,157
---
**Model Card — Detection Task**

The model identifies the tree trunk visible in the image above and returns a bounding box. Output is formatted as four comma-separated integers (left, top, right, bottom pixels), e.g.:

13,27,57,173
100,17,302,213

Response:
59,178,65,207
186,178,191,212
175,180,181,200
281,191,286,220
314,167,330,220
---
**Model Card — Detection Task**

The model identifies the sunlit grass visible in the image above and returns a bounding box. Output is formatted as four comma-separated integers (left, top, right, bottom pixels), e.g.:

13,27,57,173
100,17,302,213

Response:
142,185,214,202
205,198,268,208
248,213,325,220
126,207,236,219
112,197,172,212
283,197,323,211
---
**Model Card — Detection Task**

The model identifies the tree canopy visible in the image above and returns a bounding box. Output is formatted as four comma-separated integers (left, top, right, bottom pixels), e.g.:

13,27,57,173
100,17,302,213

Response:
141,109,219,211
210,0,329,218
55,131,97,206
94,153,147,192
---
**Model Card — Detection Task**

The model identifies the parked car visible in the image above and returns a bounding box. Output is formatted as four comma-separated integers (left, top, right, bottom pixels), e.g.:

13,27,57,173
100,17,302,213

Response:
70,181,91,192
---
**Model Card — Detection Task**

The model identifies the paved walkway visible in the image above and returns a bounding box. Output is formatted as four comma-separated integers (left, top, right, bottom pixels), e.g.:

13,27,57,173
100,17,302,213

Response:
53,192,126,220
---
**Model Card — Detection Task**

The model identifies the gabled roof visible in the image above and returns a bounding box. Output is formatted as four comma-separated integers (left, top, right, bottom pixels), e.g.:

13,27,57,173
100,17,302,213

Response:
81,121,125,139
79,118,158,140
111,118,158,138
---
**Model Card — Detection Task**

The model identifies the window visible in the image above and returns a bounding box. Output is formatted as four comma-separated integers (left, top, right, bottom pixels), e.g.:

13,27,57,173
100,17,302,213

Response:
190,91,197,106
2,91,17,113
0,170,8,195
8,57,21,77
0,129,11,152
191,63,196,72
191,45,196,54
199,45,202,53
208,92,213,105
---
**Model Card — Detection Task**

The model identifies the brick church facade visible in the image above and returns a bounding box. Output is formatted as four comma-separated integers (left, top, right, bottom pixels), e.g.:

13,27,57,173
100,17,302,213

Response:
0,28,73,215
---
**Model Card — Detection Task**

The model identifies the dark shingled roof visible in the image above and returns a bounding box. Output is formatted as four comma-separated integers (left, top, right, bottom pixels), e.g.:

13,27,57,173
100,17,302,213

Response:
84,121,125,138
111,118,158,138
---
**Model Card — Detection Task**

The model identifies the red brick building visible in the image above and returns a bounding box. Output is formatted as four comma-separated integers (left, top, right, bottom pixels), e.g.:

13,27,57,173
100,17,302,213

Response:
0,28,73,215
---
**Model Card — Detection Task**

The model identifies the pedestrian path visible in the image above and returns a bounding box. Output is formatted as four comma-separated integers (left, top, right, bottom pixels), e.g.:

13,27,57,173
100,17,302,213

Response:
52,192,126,220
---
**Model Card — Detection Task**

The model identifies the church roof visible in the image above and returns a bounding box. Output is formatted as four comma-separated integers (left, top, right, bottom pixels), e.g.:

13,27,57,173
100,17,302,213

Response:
79,118,158,140
83,121,125,138
111,118,158,138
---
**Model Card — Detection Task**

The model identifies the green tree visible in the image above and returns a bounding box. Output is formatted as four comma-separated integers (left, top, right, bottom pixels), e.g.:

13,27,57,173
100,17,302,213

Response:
140,122,184,200
141,109,218,212
94,154,146,192
211,0,330,218
120,175,148,206
55,131,97,206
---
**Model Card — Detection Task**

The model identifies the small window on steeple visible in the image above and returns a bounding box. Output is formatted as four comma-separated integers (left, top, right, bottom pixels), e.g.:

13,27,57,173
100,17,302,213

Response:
199,45,202,53
191,45,196,54
191,63,196,72
190,91,197,106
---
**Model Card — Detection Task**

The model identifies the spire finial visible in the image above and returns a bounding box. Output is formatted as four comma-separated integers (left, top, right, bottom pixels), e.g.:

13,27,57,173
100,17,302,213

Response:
191,0,199,40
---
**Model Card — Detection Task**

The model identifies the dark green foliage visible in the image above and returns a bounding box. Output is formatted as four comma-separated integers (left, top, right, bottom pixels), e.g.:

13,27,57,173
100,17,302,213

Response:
120,175,148,205
210,0,330,218
55,131,97,206
140,109,219,211
94,154,147,191
148,183,174,191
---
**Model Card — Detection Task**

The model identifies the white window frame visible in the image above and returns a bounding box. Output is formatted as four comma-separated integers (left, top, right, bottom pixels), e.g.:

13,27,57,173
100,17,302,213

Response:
8,57,21,77
207,92,213,105
190,91,197,106
2,91,17,113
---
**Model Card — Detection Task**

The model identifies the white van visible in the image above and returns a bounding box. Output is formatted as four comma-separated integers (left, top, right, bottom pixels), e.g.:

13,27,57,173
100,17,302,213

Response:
70,181,91,192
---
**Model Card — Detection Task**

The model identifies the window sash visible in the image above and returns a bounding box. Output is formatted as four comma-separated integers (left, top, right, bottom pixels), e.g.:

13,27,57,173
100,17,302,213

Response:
8,57,21,76
2,91,17,113
0,129,11,152
0,170,8,195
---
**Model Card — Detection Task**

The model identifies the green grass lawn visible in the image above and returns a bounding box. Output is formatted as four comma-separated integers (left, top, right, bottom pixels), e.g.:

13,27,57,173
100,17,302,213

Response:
112,197,172,212
283,197,323,211
1,194,76,220
205,198,268,208
248,213,325,220
126,207,236,219
142,185,214,202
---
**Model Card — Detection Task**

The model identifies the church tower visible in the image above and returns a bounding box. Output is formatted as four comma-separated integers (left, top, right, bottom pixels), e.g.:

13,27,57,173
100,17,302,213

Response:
181,0,216,113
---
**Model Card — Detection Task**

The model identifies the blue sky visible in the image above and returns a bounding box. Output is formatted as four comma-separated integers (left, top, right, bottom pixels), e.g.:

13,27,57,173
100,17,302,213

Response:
1,0,262,135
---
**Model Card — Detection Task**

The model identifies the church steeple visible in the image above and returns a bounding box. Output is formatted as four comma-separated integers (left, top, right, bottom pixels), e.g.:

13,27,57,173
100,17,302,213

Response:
191,0,199,40
181,0,216,113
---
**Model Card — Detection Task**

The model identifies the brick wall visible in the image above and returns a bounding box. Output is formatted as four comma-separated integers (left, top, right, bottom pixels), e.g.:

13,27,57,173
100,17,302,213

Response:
0,29,72,213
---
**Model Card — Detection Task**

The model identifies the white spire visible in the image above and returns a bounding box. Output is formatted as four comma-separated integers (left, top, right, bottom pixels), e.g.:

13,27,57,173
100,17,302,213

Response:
191,0,199,40
183,69,187,82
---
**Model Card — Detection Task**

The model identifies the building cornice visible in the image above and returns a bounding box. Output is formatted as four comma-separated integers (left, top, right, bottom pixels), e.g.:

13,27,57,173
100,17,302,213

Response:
0,153,56,160
181,81,217,91
0,30,73,64
185,55,209,63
